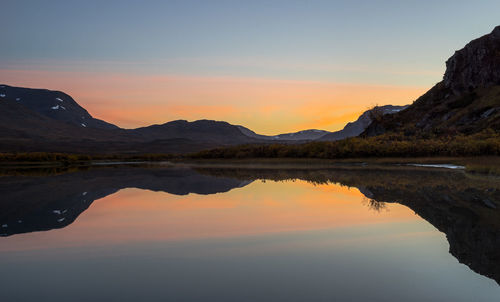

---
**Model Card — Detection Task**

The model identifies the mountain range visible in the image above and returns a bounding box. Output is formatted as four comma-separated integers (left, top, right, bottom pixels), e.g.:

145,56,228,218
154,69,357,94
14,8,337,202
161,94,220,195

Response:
0,84,404,153
2,26,499,154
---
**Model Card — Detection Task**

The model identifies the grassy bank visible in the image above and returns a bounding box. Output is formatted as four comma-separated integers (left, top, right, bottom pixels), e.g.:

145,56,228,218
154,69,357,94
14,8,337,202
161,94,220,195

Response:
1,153,500,176
190,131,500,160
0,152,176,166
1,131,500,175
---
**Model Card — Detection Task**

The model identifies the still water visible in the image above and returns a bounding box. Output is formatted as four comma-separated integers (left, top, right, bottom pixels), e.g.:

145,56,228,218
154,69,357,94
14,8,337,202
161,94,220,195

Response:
0,165,498,301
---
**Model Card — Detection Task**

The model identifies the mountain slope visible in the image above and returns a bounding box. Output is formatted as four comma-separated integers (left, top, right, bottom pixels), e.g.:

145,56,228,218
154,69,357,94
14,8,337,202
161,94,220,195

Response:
237,126,330,141
0,97,135,142
4,84,406,153
272,129,330,140
0,85,118,130
133,119,256,144
317,105,408,141
237,105,407,142
0,87,264,153
364,26,500,136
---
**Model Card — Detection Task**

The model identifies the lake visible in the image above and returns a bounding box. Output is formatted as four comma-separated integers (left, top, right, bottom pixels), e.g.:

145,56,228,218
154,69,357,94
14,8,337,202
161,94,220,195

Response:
0,164,499,301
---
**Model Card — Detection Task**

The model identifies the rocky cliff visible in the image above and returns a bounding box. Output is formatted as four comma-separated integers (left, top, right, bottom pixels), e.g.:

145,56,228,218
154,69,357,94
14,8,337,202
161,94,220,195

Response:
364,26,500,136
444,26,500,94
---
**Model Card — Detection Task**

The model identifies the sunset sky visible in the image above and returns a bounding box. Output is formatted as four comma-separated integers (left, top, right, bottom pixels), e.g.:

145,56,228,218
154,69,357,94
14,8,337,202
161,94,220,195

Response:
2,0,500,134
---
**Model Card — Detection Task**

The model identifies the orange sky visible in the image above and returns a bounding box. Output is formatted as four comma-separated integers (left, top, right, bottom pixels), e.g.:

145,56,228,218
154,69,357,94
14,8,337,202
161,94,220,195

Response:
2,69,427,134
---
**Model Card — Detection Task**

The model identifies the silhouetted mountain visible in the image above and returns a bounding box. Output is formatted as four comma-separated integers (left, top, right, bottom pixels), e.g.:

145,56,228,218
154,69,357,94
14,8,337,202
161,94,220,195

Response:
276,129,330,140
365,26,500,136
133,120,255,144
0,84,409,153
317,105,408,141
1,85,328,153
0,85,118,130
2,27,500,154
0,95,141,151
237,105,407,142
0,86,264,153
237,126,330,141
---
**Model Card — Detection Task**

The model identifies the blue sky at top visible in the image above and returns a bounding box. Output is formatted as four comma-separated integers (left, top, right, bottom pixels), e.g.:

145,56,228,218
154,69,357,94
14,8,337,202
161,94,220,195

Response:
2,0,500,86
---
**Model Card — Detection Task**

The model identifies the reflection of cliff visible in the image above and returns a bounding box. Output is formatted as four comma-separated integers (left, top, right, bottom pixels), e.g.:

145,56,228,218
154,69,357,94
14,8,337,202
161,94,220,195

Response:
0,166,250,237
196,166,500,285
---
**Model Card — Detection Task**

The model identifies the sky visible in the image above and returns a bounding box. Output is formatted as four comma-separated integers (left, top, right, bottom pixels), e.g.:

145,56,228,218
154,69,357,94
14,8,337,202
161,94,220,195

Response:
1,0,500,134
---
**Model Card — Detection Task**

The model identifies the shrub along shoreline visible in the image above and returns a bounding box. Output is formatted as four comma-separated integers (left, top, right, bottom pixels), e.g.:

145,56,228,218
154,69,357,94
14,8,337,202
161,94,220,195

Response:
0,131,499,164
190,131,500,159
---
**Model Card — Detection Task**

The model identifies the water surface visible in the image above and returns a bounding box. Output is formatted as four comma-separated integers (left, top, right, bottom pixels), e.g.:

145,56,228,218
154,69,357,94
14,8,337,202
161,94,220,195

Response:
0,165,498,301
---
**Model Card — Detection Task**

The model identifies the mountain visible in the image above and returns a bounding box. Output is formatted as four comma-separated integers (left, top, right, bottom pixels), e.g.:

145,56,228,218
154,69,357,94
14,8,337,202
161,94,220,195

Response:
0,95,137,145
237,105,408,142
317,105,408,141
2,27,500,154
364,26,500,136
237,126,330,141
0,86,264,153
1,84,408,153
270,129,331,140
0,85,118,130
0,82,414,154
133,120,255,144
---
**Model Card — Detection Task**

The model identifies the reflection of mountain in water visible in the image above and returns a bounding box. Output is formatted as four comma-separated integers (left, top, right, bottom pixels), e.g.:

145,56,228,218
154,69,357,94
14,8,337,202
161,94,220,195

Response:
0,166,251,237
0,165,498,284
196,166,500,285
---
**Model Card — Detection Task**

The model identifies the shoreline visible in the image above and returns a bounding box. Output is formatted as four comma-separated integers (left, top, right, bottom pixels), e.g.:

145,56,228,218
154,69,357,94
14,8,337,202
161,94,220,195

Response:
0,156,499,176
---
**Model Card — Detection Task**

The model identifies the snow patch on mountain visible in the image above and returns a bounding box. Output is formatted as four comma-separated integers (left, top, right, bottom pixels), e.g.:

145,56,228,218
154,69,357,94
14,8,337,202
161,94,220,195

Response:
51,105,66,110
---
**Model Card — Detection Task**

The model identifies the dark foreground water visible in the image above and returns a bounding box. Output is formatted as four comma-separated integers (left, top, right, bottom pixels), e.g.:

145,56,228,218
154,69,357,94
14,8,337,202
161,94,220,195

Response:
0,164,499,301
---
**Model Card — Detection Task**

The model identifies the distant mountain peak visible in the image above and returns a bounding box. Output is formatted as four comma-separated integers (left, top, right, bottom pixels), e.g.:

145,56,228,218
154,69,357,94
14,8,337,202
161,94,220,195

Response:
237,126,330,141
317,105,408,141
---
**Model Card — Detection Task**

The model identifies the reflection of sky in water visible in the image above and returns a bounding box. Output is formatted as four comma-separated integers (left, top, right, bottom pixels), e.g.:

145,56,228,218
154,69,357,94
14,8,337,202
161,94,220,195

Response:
0,180,498,301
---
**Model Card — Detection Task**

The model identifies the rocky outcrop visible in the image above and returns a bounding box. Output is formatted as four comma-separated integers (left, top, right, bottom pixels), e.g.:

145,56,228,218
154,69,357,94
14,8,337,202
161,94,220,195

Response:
444,26,500,95
363,26,500,136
